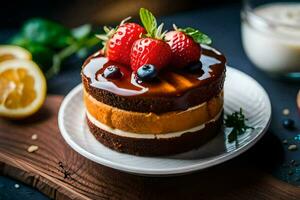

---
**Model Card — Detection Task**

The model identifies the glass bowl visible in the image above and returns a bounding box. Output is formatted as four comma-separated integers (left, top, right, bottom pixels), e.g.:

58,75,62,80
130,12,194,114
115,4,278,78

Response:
241,0,300,80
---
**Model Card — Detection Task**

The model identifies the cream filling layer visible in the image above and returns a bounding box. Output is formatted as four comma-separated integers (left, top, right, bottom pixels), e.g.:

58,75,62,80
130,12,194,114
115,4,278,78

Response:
86,109,222,139
85,89,223,134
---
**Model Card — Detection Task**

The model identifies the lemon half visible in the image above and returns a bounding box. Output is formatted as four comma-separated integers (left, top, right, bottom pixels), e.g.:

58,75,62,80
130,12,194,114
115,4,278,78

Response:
0,45,32,62
0,59,46,118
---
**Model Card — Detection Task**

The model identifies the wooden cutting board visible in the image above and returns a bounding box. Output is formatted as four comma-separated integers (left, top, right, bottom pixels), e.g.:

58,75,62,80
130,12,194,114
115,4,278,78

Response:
0,95,300,200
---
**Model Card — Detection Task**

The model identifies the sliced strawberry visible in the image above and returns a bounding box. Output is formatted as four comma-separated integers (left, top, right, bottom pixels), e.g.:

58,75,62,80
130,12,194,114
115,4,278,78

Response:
130,8,171,72
131,38,172,71
165,25,212,68
97,19,145,66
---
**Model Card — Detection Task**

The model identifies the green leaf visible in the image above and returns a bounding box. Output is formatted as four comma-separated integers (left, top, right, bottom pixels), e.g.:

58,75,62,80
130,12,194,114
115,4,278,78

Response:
180,27,212,45
139,8,157,37
46,54,62,79
9,34,29,46
9,17,102,79
225,108,254,144
72,24,92,40
22,18,73,49
227,129,238,143
103,26,111,34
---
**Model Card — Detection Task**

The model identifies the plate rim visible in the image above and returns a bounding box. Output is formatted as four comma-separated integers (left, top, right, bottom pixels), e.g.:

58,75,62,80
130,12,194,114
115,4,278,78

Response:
58,66,272,176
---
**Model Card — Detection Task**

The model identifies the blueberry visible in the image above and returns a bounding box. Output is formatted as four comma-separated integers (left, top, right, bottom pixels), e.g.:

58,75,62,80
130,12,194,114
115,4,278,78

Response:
137,64,158,82
103,65,122,79
282,119,295,130
187,62,203,72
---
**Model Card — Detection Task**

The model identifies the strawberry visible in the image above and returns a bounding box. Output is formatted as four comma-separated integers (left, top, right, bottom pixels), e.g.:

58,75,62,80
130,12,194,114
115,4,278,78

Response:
130,8,172,72
97,18,145,66
165,25,212,68
131,38,172,71
165,31,201,68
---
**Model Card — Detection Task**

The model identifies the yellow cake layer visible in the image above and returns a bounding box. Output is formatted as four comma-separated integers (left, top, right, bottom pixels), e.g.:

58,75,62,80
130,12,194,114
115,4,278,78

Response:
84,89,223,134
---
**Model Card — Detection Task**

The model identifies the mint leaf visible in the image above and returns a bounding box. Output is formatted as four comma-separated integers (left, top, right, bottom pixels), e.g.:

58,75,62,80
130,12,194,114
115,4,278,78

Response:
139,8,157,37
225,108,254,145
180,27,212,45
227,128,238,143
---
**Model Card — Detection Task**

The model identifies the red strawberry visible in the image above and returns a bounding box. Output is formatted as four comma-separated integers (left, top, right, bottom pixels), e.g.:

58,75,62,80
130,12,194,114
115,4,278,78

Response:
165,26,212,68
165,31,201,68
97,20,145,66
130,38,172,71
130,8,172,72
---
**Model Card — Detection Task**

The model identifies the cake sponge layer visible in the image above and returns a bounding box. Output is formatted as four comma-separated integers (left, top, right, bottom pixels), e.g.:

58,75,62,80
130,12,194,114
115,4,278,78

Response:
86,112,223,156
84,89,223,134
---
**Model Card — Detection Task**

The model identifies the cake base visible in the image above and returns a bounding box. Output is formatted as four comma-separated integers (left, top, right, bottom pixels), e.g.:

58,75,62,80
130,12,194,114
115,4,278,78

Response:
86,112,223,156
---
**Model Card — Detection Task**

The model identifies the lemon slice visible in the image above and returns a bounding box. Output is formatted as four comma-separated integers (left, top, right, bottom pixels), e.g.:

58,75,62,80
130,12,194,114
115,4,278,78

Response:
0,45,32,62
0,59,46,118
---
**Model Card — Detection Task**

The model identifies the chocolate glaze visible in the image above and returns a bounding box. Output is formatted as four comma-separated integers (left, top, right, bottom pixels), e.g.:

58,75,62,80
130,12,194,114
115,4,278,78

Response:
81,45,226,113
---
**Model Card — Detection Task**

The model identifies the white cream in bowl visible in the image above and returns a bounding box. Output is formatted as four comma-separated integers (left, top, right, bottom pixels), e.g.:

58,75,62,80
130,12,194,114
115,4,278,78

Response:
242,3,300,75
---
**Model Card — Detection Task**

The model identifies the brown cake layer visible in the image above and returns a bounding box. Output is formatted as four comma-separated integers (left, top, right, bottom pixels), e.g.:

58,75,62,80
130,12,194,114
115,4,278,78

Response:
86,112,223,156
81,46,226,114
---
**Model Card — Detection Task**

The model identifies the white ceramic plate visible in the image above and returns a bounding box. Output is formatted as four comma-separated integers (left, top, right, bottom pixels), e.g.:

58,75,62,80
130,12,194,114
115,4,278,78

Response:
58,67,271,176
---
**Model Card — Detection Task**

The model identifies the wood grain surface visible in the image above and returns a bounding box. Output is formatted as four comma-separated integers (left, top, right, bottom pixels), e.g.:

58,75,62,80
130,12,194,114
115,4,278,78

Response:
0,95,300,200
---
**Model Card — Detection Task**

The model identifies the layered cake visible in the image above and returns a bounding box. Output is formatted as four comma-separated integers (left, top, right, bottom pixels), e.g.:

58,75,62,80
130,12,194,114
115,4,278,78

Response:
81,8,226,156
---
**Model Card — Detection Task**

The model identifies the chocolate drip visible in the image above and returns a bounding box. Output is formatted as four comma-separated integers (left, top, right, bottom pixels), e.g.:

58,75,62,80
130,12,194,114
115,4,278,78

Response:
81,46,226,113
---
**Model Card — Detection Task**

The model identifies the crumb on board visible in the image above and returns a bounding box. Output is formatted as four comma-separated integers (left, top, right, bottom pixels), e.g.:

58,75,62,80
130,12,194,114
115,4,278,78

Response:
14,184,20,189
31,134,38,140
27,145,39,153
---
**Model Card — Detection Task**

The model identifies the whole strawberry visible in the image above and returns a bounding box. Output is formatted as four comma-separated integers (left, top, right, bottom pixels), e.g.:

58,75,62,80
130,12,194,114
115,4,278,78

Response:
97,18,145,66
131,38,171,72
165,25,212,68
130,8,172,72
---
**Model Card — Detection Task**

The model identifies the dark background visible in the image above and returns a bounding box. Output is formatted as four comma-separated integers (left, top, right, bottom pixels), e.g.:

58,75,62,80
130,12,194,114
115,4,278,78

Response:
0,0,239,28
0,0,300,199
